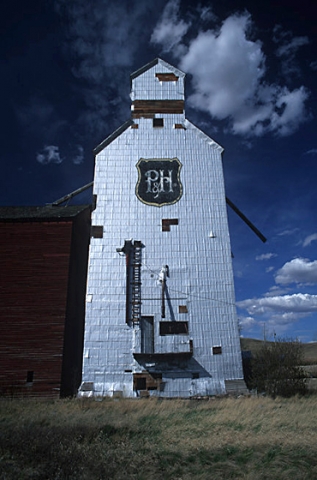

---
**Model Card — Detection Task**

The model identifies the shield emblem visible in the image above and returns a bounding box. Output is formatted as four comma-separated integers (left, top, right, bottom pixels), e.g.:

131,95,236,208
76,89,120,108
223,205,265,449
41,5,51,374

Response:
136,158,183,207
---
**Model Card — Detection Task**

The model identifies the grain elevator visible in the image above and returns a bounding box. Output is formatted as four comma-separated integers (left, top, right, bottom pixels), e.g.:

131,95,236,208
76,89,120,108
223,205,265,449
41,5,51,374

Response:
79,58,247,397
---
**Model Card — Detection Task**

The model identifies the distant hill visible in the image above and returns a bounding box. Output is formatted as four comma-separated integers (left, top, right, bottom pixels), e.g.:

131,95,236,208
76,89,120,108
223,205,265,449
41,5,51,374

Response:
240,338,317,365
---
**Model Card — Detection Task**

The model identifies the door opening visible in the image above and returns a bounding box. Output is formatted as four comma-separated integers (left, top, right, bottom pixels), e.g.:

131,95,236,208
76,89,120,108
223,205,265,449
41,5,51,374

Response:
141,316,154,353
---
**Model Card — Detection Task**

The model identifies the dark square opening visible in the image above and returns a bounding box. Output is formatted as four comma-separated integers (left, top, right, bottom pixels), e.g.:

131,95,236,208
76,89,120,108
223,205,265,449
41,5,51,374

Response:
162,219,178,231
91,225,103,238
213,346,222,355
153,118,164,128
160,321,188,335
135,377,147,390
179,305,188,314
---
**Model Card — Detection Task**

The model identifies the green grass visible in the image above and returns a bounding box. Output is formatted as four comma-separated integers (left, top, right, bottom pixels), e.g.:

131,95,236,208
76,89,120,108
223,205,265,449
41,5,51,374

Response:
1,396,317,479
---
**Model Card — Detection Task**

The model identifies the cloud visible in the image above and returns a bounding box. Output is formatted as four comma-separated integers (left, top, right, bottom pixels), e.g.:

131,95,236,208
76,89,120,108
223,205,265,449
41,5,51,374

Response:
304,149,317,156
239,315,258,337
36,146,63,165
275,36,310,58
238,293,317,315
265,286,290,297
152,8,311,137
273,26,309,76
303,233,317,247
196,5,217,23
238,315,256,329
151,0,190,55
54,0,166,136
256,253,277,261
237,292,317,335
275,258,317,285
266,267,275,273
72,145,84,165
277,228,299,237
310,60,317,71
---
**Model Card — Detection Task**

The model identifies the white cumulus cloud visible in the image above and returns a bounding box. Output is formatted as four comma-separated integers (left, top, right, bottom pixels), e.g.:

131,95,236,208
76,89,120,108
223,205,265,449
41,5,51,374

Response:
237,292,317,336
275,258,317,285
151,7,311,137
239,316,256,330
238,293,317,315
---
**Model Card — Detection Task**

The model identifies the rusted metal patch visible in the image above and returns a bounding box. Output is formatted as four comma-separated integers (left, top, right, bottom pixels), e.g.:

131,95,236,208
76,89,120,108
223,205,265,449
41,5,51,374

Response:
155,73,179,82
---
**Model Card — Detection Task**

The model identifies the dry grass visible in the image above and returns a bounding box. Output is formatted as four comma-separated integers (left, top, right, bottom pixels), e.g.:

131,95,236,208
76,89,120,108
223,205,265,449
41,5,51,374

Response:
1,395,317,479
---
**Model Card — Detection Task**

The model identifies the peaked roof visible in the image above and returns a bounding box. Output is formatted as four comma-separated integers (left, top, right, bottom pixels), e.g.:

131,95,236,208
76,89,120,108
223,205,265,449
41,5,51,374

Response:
130,58,185,81
93,119,134,155
93,59,223,155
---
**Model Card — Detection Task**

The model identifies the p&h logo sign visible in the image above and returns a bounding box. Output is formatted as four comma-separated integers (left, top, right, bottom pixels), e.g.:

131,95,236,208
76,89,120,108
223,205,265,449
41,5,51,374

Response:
135,158,183,207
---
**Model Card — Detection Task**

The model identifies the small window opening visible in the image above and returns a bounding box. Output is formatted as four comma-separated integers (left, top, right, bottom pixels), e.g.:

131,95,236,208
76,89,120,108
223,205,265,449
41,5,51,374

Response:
212,346,222,355
91,225,103,238
153,118,164,128
192,372,199,379
26,371,34,384
179,305,188,314
160,321,188,335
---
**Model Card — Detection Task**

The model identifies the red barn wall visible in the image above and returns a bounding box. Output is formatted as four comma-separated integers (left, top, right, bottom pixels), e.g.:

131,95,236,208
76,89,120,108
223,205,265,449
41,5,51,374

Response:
0,220,75,397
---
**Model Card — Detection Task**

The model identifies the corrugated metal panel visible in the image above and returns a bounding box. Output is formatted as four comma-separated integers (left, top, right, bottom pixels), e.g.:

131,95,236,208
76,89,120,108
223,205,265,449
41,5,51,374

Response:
130,58,185,103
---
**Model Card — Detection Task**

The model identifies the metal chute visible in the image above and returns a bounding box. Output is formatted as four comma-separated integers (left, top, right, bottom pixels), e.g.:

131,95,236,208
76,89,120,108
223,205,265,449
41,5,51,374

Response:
226,197,267,243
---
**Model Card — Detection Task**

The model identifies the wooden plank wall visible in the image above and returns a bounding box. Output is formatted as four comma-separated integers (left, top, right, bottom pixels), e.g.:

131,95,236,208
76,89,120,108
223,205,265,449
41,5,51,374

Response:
132,100,184,118
0,221,73,397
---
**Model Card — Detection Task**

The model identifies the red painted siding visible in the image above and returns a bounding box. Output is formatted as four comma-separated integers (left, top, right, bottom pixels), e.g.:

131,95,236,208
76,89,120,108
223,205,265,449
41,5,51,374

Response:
0,221,73,397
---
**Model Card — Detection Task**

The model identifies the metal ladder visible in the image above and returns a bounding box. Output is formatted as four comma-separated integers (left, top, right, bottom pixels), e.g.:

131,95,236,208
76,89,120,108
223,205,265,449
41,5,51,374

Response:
131,241,142,324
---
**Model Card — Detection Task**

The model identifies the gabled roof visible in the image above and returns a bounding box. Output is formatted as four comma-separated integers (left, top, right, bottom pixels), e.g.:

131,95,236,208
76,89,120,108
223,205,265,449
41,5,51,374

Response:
184,120,224,153
94,60,223,156
130,58,185,81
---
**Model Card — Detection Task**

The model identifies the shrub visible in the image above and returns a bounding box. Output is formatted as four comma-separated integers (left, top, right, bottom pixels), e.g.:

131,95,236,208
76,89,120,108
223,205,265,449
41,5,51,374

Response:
251,338,308,397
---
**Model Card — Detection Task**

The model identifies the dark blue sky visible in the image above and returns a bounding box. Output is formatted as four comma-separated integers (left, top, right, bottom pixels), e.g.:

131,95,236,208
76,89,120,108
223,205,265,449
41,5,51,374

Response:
1,0,316,341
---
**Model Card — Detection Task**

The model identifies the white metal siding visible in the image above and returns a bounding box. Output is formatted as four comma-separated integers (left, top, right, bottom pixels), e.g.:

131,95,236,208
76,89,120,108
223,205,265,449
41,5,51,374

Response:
80,59,244,398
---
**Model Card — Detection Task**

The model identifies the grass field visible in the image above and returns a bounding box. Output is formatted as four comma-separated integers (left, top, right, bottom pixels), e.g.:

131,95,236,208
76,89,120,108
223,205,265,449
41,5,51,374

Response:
1,395,317,479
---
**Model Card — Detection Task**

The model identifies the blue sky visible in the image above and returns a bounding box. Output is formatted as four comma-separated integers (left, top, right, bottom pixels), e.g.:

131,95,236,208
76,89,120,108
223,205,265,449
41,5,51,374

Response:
1,0,316,341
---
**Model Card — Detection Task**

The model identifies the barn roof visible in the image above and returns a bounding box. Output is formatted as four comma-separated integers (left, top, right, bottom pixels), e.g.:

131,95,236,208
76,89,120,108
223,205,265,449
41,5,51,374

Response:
0,205,91,222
